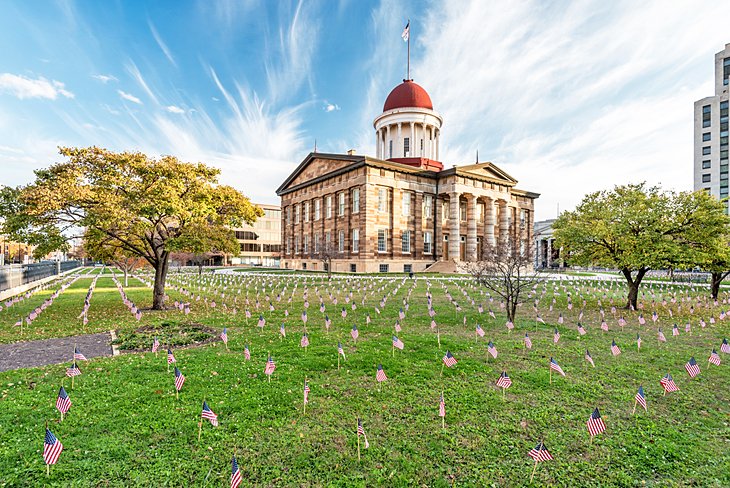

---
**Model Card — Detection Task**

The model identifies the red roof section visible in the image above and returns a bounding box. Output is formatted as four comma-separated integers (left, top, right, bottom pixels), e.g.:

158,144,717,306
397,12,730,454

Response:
383,80,433,112
388,157,443,172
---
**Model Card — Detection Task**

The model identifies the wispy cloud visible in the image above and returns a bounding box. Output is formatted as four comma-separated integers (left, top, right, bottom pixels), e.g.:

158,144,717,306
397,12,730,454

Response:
0,73,74,100
165,105,185,114
126,61,159,105
92,74,117,83
323,101,340,112
148,20,177,67
117,90,142,104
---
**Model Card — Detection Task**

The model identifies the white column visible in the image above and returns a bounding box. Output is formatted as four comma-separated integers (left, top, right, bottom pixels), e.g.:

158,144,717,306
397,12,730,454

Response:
386,125,392,158
397,123,402,158
375,129,380,159
484,198,495,246
435,129,440,160
449,192,461,260
466,195,477,261
426,125,432,159
409,122,415,157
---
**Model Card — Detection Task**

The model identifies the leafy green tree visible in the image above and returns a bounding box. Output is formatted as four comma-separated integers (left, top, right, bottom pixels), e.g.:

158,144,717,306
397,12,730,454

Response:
553,183,728,309
0,147,262,309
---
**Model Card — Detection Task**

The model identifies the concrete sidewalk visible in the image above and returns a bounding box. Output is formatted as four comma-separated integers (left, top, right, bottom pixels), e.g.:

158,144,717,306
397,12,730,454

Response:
0,332,113,372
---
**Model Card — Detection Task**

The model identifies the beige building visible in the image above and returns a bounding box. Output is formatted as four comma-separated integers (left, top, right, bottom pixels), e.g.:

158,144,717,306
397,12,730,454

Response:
276,80,538,273
231,203,281,267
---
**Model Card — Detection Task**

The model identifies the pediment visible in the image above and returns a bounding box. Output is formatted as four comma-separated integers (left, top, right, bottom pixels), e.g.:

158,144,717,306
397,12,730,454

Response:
456,162,518,184
276,153,363,195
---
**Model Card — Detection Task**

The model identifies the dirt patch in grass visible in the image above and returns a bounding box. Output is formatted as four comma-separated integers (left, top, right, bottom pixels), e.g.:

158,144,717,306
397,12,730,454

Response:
112,321,220,352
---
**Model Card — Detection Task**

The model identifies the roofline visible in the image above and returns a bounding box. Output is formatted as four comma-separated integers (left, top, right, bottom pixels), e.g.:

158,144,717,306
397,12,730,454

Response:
275,152,364,195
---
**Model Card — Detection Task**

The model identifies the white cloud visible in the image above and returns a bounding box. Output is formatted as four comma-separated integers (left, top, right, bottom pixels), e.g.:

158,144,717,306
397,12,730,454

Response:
165,105,185,114
92,74,118,83
323,101,340,112
117,90,142,104
0,73,74,100
148,21,177,67
126,61,159,104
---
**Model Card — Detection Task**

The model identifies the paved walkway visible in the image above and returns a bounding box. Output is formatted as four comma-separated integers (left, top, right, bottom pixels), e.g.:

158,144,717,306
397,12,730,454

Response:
0,332,113,372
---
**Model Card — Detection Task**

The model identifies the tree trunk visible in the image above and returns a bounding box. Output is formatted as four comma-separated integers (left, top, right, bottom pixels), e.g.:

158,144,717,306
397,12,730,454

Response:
198,263,203,276
124,267,128,287
622,267,647,310
152,256,169,310
627,283,639,310
710,271,728,300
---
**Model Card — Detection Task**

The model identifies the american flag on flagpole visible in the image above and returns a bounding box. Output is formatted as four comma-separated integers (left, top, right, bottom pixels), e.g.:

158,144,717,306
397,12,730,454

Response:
351,325,359,340
152,337,159,353
66,362,81,377
244,345,251,361
357,418,370,448
578,323,586,335
174,367,185,391
684,357,700,378
442,351,457,367
56,386,71,414
673,324,679,336
438,392,445,418
401,21,410,41
376,364,388,382
280,323,286,338
586,408,606,437
392,336,404,350
637,334,642,350
528,441,553,462
709,349,721,366
167,348,176,364
549,357,565,376
43,428,63,465
635,386,647,411
611,340,621,356
553,329,560,344
73,347,87,361
475,324,485,337
487,341,498,359
658,329,667,342
264,355,276,376
585,349,595,367
338,341,346,359
660,373,679,392
202,401,219,426
258,314,265,328
304,381,310,404
220,328,228,344
524,332,532,349
721,338,730,353
325,315,331,329
300,333,309,348
231,455,242,488
496,371,512,389
506,320,514,330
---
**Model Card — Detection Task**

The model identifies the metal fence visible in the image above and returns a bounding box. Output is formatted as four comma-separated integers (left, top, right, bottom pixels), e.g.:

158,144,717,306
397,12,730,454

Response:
0,261,82,292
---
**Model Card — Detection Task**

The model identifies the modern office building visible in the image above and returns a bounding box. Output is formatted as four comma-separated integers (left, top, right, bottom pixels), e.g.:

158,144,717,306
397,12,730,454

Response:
694,43,730,210
231,203,281,267
276,79,539,273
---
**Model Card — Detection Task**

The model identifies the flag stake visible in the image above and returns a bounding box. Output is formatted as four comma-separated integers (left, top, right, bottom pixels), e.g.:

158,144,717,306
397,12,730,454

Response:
198,420,202,442
549,368,552,385
303,377,307,415
356,419,361,462
530,459,538,483
632,398,637,415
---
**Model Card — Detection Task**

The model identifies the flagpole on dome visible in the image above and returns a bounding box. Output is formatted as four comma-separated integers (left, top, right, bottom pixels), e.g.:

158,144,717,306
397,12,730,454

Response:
402,20,411,80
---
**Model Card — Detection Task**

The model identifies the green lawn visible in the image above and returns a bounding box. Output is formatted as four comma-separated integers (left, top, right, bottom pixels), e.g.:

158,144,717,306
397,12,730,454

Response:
0,270,728,486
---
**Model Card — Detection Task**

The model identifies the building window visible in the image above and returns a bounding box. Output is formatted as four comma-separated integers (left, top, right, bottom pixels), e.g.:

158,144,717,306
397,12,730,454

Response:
703,160,712,169
352,228,359,253
703,132,711,142
442,201,449,220
295,236,300,254
338,192,345,216
314,199,321,220
378,229,387,252
295,205,300,223
302,262,307,270
460,201,467,221
703,146,711,155
389,140,393,158
423,232,432,254
403,264,412,273
724,57,730,85
401,230,411,253
326,195,332,218
352,188,360,213
304,235,309,253
378,188,388,213
402,192,411,216
304,202,310,222
350,263,357,273
520,209,526,228
314,234,321,253
286,236,292,254
286,206,291,224
338,230,345,252
703,105,712,128
404,137,410,157
424,195,433,218
379,264,389,273
325,231,331,248
420,138,424,153
703,173,711,183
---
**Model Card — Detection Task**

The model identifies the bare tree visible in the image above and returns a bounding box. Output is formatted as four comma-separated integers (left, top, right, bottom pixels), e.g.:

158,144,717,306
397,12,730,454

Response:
464,239,542,323
313,240,339,279
112,256,144,287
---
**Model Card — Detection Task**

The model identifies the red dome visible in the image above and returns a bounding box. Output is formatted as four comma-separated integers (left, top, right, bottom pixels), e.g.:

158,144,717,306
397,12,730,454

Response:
383,80,433,112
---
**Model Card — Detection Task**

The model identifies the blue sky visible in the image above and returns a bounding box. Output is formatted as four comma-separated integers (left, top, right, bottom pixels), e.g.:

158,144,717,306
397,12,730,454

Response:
1,0,730,220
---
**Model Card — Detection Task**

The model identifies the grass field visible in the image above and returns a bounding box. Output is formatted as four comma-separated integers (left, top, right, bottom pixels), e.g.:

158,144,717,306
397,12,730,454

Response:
0,269,728,487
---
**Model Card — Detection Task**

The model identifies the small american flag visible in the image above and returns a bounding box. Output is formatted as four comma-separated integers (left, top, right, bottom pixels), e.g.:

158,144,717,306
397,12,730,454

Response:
558,313,564,324
43,428,63,465
578,323,586,335
528,441,553,462
442,351,457,367
279,324,286,338
708,349,721,366
152,337,160,353
524,333,532,349
167,348,176,364
438,392,445,417
174,367,185,391
304,381,310,404
202,401,219,426
264,355,276,376
220,328,228,344
341,307,347,319
399,308,405,320
658,329,666,342
351,325,359,340
475,324,485,337
357,418,369,448
392,336,404,350
487,341,498,359
244,345,251,361
553,329,560,344
536,314,545,324
638,314,646,325
301,310,308,324
506,320,514,330
300,333,309,348
376,364,387,382
684,357,700,378
549,357,565,376
257,315,265,328
489,308,496,319
338,342,346,359
66,362,81,377
56,386,71,414
325,315,331,329
611,340,621,356
652,311,658,322
585,349,595,367
635,386,647,411
587,408,606,437
660,373,679,392
73,347,87,361
496,371,512,389
672,324,679,336
721,338,730,353
601,320,609,332
637,334,642,350
231,455,242,488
